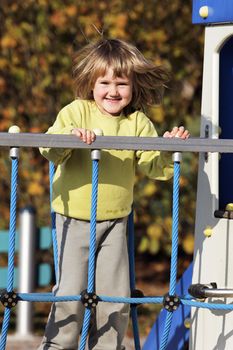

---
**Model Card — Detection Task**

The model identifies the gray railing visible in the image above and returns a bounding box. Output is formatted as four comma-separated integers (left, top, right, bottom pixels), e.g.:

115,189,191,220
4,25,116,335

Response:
1,132,233,152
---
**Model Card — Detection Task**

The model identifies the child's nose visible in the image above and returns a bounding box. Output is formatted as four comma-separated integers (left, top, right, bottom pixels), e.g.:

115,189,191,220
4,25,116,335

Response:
109,84,119,96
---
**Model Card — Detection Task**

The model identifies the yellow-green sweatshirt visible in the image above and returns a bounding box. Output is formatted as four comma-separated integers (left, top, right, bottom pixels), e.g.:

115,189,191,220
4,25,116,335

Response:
40,100,174,220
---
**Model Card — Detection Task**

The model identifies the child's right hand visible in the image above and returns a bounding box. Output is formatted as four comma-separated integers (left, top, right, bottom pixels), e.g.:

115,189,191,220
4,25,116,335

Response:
72,128,96,145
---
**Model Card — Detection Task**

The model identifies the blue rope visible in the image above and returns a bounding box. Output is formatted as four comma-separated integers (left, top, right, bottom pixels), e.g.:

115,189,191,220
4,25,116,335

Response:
0,309,11,350
87,159,99,294
159,159,180,350
13,292,163,304
49,162,58,283
79,158,99,350
7,158,18,292
169,161,180,296
181,298,233,310
128,210,136,290
79,308,92,350
128,210,141,350
0,157,18,350
6,292,233,310
131,308,141,350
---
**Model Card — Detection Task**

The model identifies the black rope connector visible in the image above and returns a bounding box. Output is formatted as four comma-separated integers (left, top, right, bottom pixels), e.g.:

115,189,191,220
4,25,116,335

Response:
0,290,19,309
131,289,144,307
81,290,99,309
163,293,180,312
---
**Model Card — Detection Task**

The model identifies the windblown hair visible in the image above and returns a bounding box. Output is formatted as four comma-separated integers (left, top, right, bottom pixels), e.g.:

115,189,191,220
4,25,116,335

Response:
72,39,169,113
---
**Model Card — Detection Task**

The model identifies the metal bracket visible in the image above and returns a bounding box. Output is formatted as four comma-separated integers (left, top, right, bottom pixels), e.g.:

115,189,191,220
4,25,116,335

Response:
188,282,233,299
204,124,209,162
214,210,233,219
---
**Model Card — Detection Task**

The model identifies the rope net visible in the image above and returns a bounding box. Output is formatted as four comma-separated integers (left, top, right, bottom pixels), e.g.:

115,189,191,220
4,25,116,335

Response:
0,142,232,350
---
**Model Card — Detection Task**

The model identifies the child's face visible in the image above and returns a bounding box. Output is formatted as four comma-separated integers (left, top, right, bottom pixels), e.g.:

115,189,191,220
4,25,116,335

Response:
93,67,133,116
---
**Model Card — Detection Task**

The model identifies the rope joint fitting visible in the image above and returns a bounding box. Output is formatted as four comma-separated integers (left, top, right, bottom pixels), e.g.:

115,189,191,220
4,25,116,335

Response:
0,290,19,309
163,293,180,312
131,289,144,307
81,290,99,309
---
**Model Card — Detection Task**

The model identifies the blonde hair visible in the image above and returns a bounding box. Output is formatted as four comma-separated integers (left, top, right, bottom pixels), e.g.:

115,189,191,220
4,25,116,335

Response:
72,39,169,113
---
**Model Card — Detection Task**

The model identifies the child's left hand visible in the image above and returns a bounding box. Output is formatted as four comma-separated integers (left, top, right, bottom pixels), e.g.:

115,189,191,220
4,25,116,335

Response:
163,126,190,139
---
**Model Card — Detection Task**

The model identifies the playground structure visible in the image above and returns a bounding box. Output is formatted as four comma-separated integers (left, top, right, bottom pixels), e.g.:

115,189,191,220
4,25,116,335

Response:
191,1,233,349
1,1,233,349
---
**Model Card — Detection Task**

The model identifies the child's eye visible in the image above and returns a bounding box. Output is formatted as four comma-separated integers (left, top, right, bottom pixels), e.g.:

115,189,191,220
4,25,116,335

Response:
100,81,109,85
119,80,131,86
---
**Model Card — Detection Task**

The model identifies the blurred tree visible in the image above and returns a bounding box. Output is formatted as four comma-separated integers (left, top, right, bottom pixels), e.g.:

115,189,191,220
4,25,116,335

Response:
0,0,203,260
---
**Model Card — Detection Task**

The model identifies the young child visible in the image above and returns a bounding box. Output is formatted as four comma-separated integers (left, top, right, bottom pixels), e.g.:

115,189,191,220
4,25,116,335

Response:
38,39,189,350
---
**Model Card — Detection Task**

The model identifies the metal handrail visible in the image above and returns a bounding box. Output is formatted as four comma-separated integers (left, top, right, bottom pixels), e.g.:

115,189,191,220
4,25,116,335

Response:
1,133,233,152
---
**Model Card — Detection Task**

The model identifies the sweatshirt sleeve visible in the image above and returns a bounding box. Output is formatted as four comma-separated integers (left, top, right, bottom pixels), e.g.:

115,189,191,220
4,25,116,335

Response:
39,107,76,165
136,115,174,181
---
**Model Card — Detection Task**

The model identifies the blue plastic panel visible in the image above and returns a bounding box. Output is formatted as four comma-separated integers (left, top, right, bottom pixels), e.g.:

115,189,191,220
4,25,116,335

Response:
219,37,233,210
0,264,52,288
0,230,19,253
192,0,233,25
142,262,193,350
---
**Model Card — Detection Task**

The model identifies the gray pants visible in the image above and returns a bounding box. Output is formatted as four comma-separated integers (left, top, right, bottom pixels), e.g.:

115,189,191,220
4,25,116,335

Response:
38,214,130,350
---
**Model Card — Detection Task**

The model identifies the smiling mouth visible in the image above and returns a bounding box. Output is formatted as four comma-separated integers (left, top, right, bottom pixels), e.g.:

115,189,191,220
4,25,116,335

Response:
105,98,121,101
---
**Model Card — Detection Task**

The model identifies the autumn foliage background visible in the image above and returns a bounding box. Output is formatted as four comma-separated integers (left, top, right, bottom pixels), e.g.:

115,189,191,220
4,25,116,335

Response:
0,1,203,329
